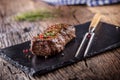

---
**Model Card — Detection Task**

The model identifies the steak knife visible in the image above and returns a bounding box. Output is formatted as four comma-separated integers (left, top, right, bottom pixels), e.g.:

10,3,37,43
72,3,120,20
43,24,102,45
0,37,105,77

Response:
75,13,102,58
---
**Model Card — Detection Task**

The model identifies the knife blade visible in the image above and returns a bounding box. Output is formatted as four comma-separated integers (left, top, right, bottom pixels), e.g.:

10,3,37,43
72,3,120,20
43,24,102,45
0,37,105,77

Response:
75,13,102,58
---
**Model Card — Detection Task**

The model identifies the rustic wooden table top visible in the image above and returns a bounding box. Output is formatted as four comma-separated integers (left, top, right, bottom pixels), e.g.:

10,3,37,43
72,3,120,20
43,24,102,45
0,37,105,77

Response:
0,0,120,80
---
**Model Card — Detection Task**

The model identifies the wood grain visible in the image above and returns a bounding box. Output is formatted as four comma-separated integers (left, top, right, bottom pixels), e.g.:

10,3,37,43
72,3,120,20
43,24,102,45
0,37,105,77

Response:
0,0,120,80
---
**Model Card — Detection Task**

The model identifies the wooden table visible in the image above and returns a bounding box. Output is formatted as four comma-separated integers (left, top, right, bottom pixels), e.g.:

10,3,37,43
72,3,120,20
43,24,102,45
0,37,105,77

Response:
0,0,120,80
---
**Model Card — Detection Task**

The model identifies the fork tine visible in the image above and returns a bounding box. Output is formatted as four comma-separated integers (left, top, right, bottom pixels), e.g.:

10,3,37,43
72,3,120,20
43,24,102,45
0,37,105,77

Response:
83,33,95,57
75,33,89,57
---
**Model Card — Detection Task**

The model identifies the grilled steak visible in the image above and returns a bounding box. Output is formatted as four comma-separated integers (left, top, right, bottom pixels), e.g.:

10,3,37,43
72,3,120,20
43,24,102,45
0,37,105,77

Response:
31,24,76,56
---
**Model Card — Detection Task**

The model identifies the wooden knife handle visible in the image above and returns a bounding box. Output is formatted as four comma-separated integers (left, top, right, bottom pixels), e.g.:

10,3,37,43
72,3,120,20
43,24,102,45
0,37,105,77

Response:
89,13,102,29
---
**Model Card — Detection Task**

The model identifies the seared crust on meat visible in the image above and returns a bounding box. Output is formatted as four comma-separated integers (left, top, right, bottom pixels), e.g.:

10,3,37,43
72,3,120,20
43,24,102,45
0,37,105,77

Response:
31,24,76,56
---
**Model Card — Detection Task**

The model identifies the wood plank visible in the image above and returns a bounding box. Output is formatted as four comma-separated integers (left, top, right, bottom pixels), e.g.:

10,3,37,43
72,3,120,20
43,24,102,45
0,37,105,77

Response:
0,0,120,80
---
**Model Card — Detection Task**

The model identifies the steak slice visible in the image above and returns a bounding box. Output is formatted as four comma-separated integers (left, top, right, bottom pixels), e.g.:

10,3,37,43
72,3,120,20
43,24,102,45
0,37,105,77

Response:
31,24,76,56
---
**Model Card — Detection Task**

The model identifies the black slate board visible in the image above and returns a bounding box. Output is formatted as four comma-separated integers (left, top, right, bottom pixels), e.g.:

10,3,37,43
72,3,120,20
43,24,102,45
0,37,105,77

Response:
0,22,120,76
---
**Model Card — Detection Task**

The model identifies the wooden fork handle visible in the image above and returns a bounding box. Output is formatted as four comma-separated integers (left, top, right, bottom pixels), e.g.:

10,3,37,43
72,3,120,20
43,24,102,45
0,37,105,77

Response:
89,13,102,29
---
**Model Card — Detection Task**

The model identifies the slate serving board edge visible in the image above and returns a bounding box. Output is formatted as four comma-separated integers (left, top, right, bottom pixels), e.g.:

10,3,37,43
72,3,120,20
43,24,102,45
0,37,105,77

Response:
0,49,35,76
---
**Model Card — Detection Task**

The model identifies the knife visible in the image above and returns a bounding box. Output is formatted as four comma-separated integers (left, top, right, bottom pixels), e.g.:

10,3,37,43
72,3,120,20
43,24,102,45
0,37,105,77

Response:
75,13,102,58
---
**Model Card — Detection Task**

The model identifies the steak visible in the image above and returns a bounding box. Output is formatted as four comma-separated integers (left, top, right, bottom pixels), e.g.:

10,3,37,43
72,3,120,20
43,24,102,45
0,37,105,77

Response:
30,24,76,56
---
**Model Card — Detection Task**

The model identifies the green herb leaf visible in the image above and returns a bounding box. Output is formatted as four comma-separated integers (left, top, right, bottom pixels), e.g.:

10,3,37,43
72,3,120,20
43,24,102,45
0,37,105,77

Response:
14,10,55,21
